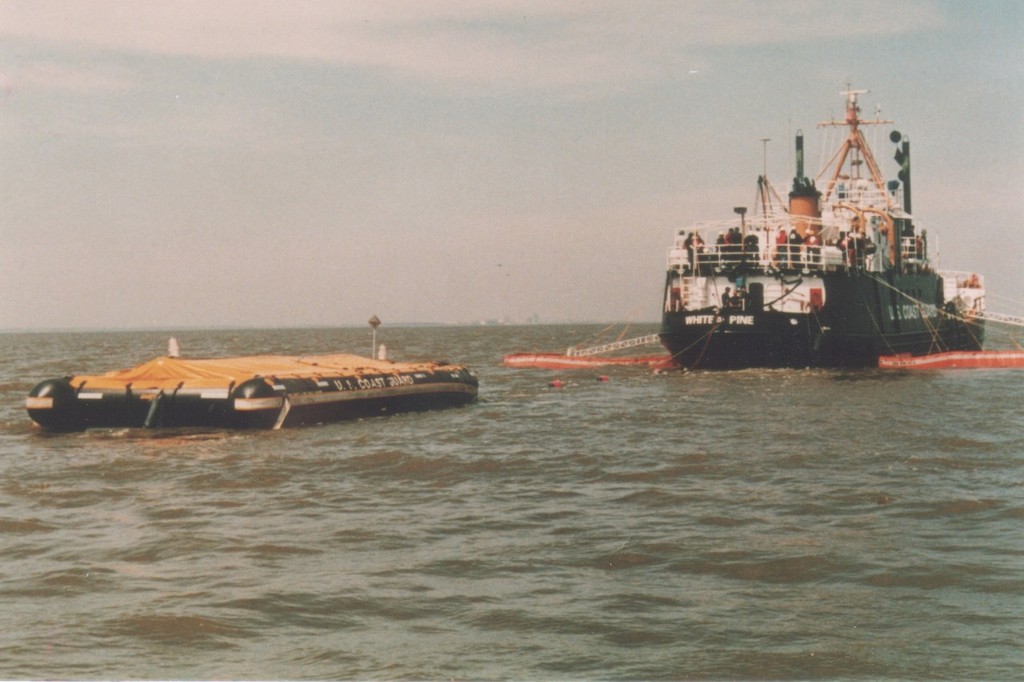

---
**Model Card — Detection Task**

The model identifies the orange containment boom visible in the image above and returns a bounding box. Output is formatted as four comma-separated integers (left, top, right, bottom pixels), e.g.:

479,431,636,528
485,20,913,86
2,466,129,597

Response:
878,350,1024,370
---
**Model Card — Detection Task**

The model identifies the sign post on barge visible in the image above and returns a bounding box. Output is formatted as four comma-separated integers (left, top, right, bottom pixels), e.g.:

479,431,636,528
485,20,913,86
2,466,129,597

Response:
369,315,381,359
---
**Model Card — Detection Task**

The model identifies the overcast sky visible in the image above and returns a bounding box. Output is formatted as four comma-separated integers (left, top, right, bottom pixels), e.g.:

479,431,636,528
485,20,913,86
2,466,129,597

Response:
1,0,1021,330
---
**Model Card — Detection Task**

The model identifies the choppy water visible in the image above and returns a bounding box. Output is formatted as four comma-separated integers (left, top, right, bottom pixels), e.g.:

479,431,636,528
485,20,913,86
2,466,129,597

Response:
1,324,1022,680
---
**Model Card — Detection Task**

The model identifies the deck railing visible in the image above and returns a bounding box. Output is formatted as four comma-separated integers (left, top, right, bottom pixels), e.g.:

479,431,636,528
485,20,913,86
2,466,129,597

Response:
669,239,872,275
667,216,938,276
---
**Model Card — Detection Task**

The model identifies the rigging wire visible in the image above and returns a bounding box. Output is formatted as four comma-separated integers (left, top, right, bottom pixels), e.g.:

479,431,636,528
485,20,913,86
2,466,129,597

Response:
867,272,982,349
684,323,720,372
984,290,1024,315
862,299,900,356
661,323,721,373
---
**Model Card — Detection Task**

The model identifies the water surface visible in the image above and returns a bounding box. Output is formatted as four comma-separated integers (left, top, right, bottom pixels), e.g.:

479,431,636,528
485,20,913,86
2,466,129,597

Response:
1,325,1021,679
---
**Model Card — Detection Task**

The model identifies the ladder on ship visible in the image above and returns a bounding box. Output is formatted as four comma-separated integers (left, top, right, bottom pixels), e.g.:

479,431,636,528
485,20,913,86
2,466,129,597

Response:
567,334,662,357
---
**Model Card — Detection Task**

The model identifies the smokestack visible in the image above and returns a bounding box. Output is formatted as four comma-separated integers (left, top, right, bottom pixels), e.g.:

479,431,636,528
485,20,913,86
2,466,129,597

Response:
795,130,804,181
788,129,821,238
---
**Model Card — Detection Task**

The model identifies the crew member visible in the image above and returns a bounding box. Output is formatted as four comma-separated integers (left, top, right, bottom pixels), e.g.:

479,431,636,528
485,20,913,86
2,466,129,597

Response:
804,229,821,268
774,228,788,266
788,228,803,269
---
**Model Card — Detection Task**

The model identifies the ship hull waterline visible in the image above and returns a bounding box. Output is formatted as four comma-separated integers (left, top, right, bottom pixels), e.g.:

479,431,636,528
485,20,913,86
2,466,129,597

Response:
660,271,984,370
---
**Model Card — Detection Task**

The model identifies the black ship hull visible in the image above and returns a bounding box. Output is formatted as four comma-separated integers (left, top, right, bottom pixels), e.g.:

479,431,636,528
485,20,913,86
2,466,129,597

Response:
660,271,984,370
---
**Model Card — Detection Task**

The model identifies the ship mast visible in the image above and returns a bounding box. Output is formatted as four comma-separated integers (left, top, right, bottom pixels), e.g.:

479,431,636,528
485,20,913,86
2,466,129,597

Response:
755,138,789,217
816,89,893,206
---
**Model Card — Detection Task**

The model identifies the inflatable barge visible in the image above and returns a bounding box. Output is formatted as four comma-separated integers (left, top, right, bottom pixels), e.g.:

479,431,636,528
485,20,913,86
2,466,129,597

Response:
26,353,478,431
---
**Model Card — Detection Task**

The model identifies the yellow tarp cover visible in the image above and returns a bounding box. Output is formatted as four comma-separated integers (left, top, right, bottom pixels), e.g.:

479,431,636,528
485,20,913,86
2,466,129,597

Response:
71,354,449,391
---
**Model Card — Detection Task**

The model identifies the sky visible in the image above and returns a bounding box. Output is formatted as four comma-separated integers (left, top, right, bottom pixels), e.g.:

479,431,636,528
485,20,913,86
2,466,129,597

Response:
1,0,1021,330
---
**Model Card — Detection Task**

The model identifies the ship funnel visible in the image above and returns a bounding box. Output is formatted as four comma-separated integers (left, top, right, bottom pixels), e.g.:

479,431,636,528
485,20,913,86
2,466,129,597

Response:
789,129,821,238
795,130,805,181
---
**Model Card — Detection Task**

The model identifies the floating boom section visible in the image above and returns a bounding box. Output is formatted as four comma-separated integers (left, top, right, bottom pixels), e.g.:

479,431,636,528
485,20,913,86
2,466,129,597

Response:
879,350,1024,370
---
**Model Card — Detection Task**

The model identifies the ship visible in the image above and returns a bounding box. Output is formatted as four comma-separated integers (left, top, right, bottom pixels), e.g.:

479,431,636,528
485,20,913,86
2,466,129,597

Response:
660,89,985,369
26,352,478,431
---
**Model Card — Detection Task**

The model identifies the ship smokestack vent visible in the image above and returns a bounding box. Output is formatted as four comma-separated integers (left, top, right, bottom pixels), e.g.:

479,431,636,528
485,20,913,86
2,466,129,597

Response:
795,130,805,181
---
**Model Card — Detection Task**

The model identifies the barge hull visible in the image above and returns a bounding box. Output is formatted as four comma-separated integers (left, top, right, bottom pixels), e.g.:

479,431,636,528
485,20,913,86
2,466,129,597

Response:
27,354,478,431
